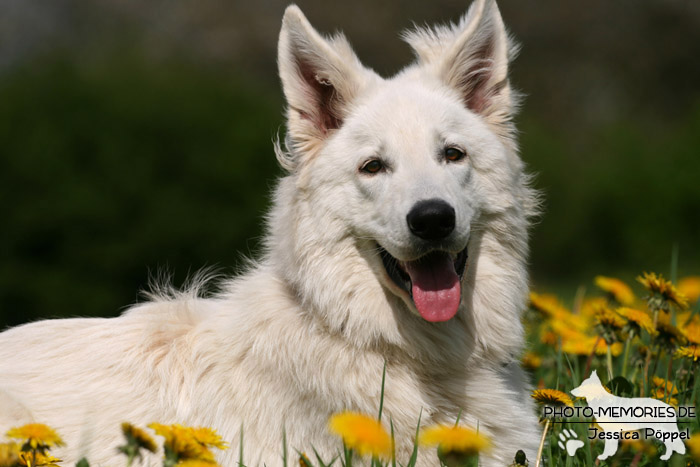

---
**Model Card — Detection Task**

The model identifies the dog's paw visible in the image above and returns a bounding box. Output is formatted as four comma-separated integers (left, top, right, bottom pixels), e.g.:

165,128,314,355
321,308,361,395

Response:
557,428,584,457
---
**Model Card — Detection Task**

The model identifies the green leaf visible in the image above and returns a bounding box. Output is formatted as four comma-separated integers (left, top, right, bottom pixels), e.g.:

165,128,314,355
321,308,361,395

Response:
378,360,387,422
608,375,634,396
282,426,288,467
406,408,422,467
238,424,245,467
390,417,397,467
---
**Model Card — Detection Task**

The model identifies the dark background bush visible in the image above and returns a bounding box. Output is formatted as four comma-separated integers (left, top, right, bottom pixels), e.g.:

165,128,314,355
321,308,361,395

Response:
1,0,698,326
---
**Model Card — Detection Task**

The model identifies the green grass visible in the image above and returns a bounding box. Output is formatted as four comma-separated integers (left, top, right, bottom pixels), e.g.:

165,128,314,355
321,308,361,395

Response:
1,273,698,467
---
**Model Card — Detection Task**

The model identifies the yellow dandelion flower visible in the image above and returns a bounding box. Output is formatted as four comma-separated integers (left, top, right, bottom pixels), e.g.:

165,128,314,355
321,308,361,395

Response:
652,376,678,395
678,276,700,304
651,377,679,405
548,318,590,341
616,307,656,335
529,292,559,315
561,335,594,356
419,425,490,455
687,432,700,463
121,422,157,453
0,442,20,466
149,423,178,449
569,314,592,332
580,297,608,318
560,332,592,355
177,460,220,467
655,317,686,349
522,352,542,370
529,293,571,320
6,424,64,450
188,427,228,451
682,319,700,345
594,306,626,329
651,390,678,407
149,423,216,463
674,346,700,362
677,310,693,324
607,342,624,356
17,451,62,467
588,340,622,356
592,305,626,347
637,272,689,310
560,334,622,356
531,389,573,408
595,276,635,305
539,329,557,346
328,412,391,459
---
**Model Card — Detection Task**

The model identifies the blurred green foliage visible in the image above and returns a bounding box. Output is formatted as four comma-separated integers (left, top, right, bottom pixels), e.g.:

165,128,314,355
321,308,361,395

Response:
0,55,283,326
0,53,698,326
522,105,700,288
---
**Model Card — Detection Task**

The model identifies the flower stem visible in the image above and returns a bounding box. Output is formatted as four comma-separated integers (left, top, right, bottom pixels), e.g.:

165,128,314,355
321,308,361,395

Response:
642,347,653,396
651,346,662,380
621,335,632,378
606,345,614,381
584,336,602,377
679,359,689,406
535,419,550,467
629,364,639,387
344,445,353,467
665,358,674,404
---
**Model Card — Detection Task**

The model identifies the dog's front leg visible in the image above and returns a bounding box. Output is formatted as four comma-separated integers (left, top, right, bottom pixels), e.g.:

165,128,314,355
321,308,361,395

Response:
462,363,541,466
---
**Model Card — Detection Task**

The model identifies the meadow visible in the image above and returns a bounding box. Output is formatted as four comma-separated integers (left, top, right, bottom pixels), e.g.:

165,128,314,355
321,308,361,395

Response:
1,270,698,467
1,1,699,465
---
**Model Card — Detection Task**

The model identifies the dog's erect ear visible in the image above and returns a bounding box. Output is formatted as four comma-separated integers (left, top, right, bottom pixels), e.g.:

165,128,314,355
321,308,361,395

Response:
278,5,372,164
404,0,516,133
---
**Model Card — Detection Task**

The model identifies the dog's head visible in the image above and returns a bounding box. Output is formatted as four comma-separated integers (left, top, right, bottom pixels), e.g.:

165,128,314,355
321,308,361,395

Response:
570,371,607,400
274,0,532,332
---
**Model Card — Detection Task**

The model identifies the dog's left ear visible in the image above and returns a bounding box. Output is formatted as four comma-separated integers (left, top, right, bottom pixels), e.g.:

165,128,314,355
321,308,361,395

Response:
404,0,517,133
278,5,374,168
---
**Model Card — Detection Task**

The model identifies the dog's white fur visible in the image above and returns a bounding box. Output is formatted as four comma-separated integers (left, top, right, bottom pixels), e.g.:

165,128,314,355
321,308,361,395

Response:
0,1,541,465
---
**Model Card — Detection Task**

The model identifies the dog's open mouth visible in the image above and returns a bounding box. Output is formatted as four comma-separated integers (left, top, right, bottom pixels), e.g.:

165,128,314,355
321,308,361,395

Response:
379,246,468,322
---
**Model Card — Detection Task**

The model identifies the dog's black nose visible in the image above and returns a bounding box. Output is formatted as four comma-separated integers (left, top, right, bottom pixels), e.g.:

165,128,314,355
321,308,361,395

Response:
406,199,455,240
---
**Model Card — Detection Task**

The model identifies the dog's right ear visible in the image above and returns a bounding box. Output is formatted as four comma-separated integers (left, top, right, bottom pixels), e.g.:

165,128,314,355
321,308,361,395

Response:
278,5,372,169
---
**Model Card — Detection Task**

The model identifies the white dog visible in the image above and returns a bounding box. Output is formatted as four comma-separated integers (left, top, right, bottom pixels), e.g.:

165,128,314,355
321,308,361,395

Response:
0,1,540,465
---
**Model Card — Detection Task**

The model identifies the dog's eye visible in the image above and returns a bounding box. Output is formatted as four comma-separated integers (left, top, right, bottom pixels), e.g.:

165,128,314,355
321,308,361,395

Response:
360,159,384,174
445,147,466,162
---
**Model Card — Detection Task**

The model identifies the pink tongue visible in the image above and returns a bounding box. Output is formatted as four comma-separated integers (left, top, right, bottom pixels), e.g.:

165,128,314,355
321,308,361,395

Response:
403,253,461,322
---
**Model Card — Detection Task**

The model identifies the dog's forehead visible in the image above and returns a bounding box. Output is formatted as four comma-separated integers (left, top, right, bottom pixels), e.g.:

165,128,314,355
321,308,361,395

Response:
346,79,473,147
372,78,462,120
